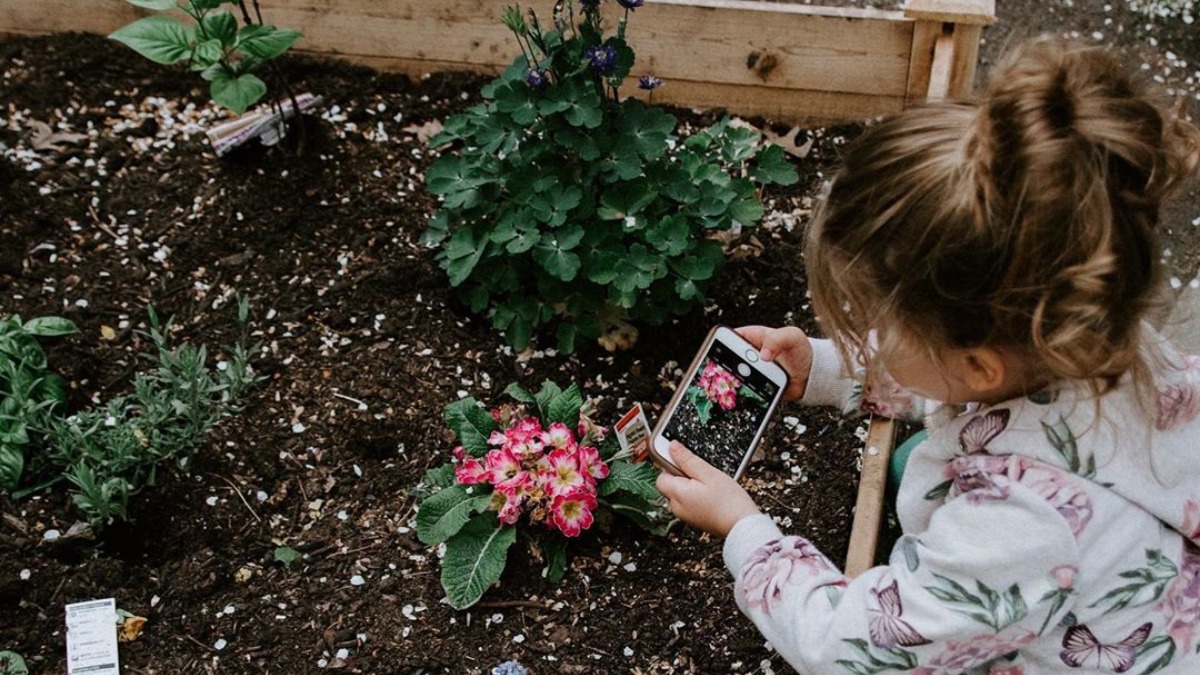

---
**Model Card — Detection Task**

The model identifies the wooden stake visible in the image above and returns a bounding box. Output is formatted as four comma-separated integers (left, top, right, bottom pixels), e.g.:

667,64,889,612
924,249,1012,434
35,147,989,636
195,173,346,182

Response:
845,416,896,577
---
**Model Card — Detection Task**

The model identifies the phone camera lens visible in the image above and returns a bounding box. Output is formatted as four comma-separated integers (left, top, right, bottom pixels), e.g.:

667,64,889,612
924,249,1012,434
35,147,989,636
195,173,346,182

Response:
744,349,759,362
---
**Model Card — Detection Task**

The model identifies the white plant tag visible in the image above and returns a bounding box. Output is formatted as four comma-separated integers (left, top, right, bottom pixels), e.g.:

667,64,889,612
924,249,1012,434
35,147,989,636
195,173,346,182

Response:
614,403,651,462
66,598,120,675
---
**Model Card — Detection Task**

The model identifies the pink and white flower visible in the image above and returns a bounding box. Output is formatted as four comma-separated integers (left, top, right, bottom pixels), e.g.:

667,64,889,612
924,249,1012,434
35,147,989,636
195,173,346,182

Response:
913,629,1036,675
576,445,609,481
540,422,576,451
945,455,1093,536
486,447,524,486
698,362,741,411
490,486,525,525
541,448,587,496
550,488,597,537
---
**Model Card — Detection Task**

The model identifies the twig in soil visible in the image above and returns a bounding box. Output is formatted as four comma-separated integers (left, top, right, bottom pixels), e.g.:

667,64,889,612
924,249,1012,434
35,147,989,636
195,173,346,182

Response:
476,599,554,610
211,473,263,524
332,392,368,409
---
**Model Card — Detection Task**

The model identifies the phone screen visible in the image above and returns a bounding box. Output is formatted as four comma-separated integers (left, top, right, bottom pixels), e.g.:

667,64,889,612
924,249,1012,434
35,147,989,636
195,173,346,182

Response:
661,339,783,476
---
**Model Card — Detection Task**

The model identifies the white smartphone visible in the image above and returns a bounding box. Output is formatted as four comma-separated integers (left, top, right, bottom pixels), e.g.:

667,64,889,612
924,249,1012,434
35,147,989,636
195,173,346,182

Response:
650,326,789,480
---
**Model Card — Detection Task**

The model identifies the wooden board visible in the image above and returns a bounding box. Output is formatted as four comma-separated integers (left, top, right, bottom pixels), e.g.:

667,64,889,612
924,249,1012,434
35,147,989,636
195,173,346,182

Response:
844,416,896,577
0,0,923,124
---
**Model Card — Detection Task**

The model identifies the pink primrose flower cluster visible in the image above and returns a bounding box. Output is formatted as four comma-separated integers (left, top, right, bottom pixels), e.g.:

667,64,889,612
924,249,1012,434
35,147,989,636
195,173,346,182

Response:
698,361,741,411
452,408,609,537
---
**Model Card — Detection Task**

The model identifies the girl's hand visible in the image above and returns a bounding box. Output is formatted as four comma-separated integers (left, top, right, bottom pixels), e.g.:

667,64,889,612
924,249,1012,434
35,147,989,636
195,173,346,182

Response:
656,442,762,537
736,325,813,401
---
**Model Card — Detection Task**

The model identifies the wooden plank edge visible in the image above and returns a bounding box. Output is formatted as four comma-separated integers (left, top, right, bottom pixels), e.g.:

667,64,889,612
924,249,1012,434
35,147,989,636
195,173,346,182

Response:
845,416,896,577
904,0,996,25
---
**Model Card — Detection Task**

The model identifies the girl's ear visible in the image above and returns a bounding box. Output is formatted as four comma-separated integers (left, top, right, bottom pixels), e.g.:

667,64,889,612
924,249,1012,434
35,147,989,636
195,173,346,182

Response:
958,347,1007,394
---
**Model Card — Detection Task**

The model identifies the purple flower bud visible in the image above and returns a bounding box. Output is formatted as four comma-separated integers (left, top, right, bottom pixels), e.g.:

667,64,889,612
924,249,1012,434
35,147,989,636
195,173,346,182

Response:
585,44,618,76
525,68,550,90
617,0,645,8
637,75,663,90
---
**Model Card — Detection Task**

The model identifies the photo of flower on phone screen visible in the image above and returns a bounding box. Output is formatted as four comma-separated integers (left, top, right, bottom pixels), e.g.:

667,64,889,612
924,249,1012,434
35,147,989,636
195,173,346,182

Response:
686,361,767,424
665,349,779,476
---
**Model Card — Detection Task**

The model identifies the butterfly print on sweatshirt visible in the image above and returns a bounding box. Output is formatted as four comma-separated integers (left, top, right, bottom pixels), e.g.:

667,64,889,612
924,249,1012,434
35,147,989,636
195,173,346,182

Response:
959,409,1010,455
869,579,932,648
1059,622,1151,672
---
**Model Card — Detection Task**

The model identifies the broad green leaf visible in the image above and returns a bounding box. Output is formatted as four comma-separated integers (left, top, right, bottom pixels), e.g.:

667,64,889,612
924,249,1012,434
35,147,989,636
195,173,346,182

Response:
494,82,538,126
422,464,456,489
503,383,536,404
236,25,302,60
752,144,799,185
729,195,764,225
556,323,577,354
21,316,77,337
533,237,582,282
546,383,582,427
444,228,488,286
599,460,660,501
617,102,676,160
417,484,491,545
209,71,266,114
0,445,24,493
719,126,761,163
125,0,177,9
645,214,691,255
597,181,656,221
109,16,195,65
604,492,668,536
198,9,236,47
533,381,563,420
419,210,450,247
441,512,518,609
443,398,499,456
190,38,224,71
426,157,490,210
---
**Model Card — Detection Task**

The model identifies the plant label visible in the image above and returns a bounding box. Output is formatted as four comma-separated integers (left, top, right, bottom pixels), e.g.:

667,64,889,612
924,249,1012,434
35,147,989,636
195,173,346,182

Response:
615,403,651,463
65,598,119,675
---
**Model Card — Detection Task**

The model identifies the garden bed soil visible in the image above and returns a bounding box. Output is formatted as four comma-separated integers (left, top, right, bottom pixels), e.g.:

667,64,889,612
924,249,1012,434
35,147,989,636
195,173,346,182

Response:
2,3,1199,673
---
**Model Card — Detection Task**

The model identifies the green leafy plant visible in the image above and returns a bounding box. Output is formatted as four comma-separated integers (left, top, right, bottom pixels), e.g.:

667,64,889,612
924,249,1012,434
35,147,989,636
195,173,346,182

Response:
0,651,28,675
109,0,302,114
422,1,798,353
416,380,666,609
9,298,263,526
0,315,78,493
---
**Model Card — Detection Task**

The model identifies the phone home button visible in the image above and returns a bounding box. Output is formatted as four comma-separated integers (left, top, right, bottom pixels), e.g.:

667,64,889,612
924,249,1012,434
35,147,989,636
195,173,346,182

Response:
744,349,759,362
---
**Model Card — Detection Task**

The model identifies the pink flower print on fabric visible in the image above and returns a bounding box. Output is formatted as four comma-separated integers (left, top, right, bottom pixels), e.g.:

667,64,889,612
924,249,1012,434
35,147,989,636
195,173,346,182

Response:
868,579,931,648
959,409,1010,454
1157,540,1200,654
945,455,1093,536
913,629,1036,675
1052,564,1078,590
988,665,1028,675
1157,383,1200,431
1184,498,1200,543
739,538,838,617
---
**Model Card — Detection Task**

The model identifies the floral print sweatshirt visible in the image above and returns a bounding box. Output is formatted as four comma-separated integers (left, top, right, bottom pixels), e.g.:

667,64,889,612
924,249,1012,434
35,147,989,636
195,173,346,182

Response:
723,332,1200,674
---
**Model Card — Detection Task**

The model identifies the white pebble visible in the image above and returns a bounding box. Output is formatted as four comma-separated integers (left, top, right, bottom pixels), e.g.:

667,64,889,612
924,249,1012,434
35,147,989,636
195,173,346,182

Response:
223,605,236,615
336,648,349,660
608,551,623,565
512,634,526,643
624,647,634,657
214,638,227,650
350,575,366,586
206,495,219,506
19,569,31,581
43,529,61,541
292,422,307,433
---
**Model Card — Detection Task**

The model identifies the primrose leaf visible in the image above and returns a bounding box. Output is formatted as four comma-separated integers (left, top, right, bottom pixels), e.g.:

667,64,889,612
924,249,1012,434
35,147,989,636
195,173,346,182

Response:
599,460,660,501
109,16,195,65
443,398,499,456
209,71,266,114
21,316,78,337
0,445,24,493
546,383,583,427
236,25,302,60
502,383,536,404
543,535,569,583
442,512,518,609
417,484,491,545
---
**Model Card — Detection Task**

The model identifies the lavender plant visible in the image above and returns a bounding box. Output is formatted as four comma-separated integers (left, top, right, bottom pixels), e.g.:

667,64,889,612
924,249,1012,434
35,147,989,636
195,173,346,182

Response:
109,0,302,114
423,0,798,353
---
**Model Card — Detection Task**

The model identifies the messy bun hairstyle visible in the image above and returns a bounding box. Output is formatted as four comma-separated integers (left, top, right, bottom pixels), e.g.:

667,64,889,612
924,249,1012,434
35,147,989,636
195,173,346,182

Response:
807,37,1200,396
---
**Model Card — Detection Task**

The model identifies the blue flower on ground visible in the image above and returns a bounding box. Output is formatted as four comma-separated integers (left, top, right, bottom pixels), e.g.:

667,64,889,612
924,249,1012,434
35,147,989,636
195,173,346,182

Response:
585,44,618,75
617,0,645,8
525,68,550,89
638,75,663,90
492,660,528,675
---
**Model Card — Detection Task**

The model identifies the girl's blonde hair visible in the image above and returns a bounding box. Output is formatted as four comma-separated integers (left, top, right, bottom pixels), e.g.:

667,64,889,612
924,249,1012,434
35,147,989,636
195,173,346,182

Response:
807,37,1200,396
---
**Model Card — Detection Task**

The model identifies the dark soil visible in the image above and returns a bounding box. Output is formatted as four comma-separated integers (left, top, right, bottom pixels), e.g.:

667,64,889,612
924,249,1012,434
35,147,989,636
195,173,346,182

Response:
2,3,1198,674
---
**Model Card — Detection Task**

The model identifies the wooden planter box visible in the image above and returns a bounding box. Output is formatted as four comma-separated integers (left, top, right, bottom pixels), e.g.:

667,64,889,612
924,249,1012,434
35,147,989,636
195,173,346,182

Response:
0,0,991,573
1,0,991,126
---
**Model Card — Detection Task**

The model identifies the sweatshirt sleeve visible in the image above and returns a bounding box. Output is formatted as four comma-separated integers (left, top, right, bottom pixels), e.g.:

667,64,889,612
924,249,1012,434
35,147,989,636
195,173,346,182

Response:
799,337,928,422
722,480,1082,674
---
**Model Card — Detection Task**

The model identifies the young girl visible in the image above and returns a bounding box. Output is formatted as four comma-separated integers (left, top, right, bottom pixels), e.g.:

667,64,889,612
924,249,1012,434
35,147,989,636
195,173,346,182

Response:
656,38,1200,674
